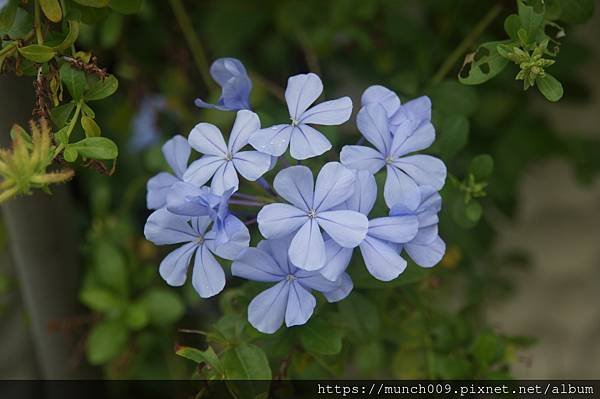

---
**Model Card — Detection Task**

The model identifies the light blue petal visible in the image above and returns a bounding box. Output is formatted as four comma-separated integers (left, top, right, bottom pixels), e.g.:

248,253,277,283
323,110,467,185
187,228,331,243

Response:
233,151,271,181
344,170,377,215
356,103,392,153
384,164,421,208
257,203,308,238
144,208,197,245
322,273,353,303
248,124,294,156
162,135,190,179
158,241,197,286
285,282,316,327
313,162,355,211
299,97,352,125
390,121,435,157
208,214,250,260
289,220,326,270
391,95,431,128
231,247,284,282
166,182,219,217
195,58,252,111
146,172,179,210
361,85,401,117
319,240,353,281
359,236,408,281
258,237,294,275
296,265,347,294
210,161,239,195
228,110,261,153
273,165,314,210
405,235,446,268
411,225,439,245
317,210,368,248
367,215,419,244
289,124,332,160
393,155,447,191
418,185,442,214
192,245,226,298
285,73,323,119
191,215,213,236
188,123,227,156
340,145,385,174
248,281,289,334
210,58,249,86
182,155,224,187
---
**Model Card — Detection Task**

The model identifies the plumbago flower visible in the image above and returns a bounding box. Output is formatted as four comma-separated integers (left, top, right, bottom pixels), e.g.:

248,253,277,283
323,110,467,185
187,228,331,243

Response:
232,237,352,334
257,162,368,270
143,59,448,334
183,110,272,195
129,95,167,152
249,73,352,160
341,86,446,207
195,58,252,111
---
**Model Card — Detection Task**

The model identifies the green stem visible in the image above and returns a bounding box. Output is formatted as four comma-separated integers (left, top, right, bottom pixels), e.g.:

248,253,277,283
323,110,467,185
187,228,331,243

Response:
431,4,503,85
34,0,44,45
52,101,82,159
168,0,215,93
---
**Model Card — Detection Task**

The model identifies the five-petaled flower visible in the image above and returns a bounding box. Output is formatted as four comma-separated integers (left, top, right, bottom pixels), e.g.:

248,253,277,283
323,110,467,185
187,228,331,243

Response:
144,209,249,298
232,237,352,334
249,73,352,160
195,58,252,111
146,135,190,210
257,162,368,270
183,110,272,195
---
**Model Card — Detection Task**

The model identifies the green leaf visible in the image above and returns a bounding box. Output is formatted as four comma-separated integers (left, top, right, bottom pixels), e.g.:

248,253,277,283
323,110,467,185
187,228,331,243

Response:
60,63,87,100
469,154,494,180
81,115,101,137
536,73,563,102
471,331,504,366
54,20,80,51
72,0,110,7
430,114,469,159
85,75,119,101
0,0,18,32
50,102,76,128
517,0,544,45
503,14,521,40
93,240,128,295
17,45,56,63
459,41,509,85
125,302,149,330
40,0,63,22
86,320,128,365
109,0,143,14
338,292,380,341
299,318,343,355
79,287,123,312
222,343,271,380
428,81,477,116
3,7,32,39
70,137,118,160
465,201,483,223
559,0,595,24
63,146,78,162
176,345,223,373
142,288,184,326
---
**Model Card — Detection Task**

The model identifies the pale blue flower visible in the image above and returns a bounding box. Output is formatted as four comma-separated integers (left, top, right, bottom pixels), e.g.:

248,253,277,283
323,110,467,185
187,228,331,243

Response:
340,102,446,207
257,162,368,270
183,110,272,195
249,73,352,160
0,0,8,10
391,185,446,268
195,58,252,111
144,209,249,298
232,237,353,334
129,95,167,152
146,135,190,210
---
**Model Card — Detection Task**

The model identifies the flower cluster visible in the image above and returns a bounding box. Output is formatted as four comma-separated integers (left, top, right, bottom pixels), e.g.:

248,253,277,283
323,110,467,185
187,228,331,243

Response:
144,59,447,334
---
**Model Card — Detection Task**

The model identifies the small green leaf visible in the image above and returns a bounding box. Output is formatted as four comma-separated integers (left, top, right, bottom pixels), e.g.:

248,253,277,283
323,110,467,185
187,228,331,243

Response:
125,302,149,330
459,41,509,85
79,288,123,312
176,345,223,373
142,288,184,326
39,0,63,22
222,343,272,380
81,115,101,137
517,0,544,45
63,146,78,162
86,320,128,365
50,102,76,128
54,20,80,51
469,154,494,180
430,114,469,159
0,0,18,32
70,137,118,160
17,45,56,63
338,292,380,341
60,63,87,100
93,240,127,295
85,75,119,101
72,0,110,7
465,201,483,222
503,14,521,40
428,81,478,116
299,318,343,355
559,0,595,24
536,73,563,102
109,0,143,14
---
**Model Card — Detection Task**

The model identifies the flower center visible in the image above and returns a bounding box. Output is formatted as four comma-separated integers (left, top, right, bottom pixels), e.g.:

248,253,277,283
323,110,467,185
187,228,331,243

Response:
285,274,296,281
307,208,317,219
290,117,299,126
224,152,233,161
385,155,395,165
196,235,205,245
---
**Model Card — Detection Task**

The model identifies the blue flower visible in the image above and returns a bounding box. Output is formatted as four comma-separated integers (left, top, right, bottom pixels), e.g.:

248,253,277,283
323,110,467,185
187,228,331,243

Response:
195,58,252,111
257,162,368,270
0,0,7,10
146,135,191,210
319,170,420,282
249,73,352,160
340,101,446,207
144,209,249,298
232,237,353,334
129,95,167,152
390,185,446,268
183,110,272,195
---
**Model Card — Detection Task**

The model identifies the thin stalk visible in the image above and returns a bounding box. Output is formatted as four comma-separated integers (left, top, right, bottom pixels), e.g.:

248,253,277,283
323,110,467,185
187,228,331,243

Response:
34,0,44,45
168,0,215,93
229,199,267,207
52,101,82,159
430,4,503,85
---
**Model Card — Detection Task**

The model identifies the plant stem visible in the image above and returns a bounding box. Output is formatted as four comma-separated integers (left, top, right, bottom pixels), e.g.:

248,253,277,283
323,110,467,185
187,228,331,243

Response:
431,4,503,85
34,0,44,45
229,199,267,207
52,101,82,159
168,0,215,94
